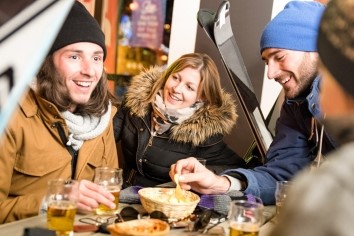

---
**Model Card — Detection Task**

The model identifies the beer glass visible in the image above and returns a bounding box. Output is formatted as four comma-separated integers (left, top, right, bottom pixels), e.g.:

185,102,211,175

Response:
228,199,263,236
275,180,290,215
94,167,123,215
46,179,79,236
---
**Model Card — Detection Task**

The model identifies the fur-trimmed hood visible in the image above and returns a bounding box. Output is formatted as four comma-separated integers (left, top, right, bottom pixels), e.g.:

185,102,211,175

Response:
124,66,238,146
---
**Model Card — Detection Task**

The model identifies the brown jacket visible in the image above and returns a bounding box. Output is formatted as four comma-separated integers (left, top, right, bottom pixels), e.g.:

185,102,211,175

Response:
0,89,118,223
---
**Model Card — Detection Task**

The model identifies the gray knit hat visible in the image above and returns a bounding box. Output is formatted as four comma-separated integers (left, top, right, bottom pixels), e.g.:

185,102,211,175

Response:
49,1,106,59
317,0,354,97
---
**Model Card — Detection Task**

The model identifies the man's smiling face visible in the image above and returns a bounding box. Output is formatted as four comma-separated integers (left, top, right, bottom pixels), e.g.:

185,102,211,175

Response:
262,48,319,99
53,42,104,111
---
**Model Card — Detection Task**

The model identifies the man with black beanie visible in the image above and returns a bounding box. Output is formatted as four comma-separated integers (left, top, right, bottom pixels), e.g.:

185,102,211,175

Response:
0,1,119,223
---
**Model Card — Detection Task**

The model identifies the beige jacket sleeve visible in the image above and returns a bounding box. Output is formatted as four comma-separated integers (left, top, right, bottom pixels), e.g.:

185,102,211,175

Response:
0,127,44,223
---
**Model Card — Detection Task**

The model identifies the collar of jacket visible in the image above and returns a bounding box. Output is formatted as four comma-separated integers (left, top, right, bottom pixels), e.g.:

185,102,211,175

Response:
286,75,323,120
123,66,238,146
21,89,62,120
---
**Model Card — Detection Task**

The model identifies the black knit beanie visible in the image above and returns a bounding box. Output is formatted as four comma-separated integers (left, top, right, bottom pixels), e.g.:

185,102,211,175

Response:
49,1,106,60
317,0,354,97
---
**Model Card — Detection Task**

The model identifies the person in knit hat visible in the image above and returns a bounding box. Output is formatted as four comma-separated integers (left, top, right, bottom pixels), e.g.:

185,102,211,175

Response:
271,0,354,235
170,1,337,206
0,1,119,223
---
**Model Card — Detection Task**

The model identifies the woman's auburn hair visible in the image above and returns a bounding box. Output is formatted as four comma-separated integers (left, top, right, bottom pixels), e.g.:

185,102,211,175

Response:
36,56,117,116
146,53,224,107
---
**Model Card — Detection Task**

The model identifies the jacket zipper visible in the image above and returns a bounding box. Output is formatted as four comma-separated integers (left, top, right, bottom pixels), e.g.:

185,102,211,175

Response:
147,134,154,146
141,122,155,154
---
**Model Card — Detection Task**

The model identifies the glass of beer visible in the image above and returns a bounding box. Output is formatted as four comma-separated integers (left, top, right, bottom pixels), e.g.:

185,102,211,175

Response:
275,180,290,215
228,199,263,236
94,167,123,215
46,179,79,236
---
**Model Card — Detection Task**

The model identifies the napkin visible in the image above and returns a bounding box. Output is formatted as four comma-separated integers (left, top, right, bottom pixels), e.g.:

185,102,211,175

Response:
119,186,143,204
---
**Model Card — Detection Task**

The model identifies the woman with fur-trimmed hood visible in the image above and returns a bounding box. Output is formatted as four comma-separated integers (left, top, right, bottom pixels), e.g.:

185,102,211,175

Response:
114,53,246,187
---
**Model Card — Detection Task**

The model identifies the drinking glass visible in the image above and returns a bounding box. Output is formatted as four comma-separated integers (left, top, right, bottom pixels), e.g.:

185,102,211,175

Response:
228,199,263,236
94,167,123,215
275,180,290,215
46,179,79,236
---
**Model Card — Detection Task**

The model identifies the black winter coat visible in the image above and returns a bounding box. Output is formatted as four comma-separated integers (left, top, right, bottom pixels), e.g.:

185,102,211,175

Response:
114,67,246,187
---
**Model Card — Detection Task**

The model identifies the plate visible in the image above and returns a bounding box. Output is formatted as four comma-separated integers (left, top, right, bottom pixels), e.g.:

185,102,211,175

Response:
107,218,170,236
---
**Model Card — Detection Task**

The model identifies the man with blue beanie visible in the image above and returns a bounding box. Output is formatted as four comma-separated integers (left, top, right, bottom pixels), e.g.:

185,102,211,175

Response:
272,0,354,234
170,1,337,206
260,1,323,54
260,1,324,99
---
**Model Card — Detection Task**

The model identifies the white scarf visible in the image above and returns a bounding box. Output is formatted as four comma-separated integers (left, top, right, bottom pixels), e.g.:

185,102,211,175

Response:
61,102,112,151
152,91,203,134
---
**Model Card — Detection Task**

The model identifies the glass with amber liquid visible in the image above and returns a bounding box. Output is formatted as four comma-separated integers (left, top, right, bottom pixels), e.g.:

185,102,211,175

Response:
228,199,263,236
275,180,290,215
94,167,123,215
46,179,79,236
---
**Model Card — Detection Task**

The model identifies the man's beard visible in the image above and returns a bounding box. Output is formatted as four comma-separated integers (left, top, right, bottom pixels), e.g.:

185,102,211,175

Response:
285,53,318,99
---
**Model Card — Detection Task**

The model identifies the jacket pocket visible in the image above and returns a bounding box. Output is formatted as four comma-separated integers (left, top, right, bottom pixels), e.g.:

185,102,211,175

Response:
80,144,107,180
14,149,71,177
85,142,106,169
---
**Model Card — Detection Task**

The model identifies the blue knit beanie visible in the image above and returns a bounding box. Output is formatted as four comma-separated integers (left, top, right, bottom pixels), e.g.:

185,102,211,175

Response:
260,1,325,53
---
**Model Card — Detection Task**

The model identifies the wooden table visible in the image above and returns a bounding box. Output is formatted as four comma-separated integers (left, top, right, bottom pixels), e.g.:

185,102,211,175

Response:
0,204,277,236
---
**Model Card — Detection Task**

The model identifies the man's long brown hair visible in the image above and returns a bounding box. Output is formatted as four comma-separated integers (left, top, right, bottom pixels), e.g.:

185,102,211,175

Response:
36,56,117,116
